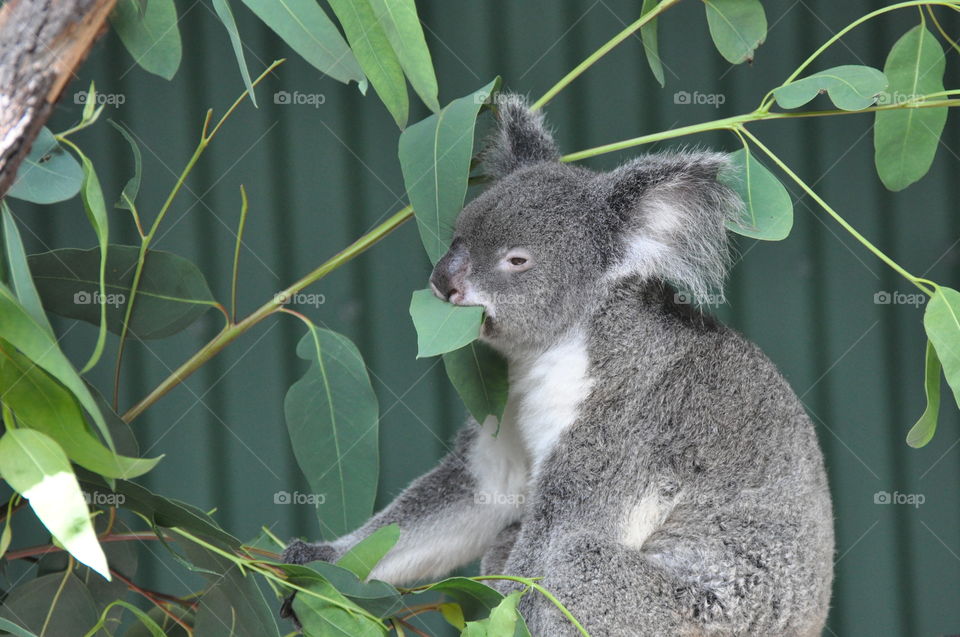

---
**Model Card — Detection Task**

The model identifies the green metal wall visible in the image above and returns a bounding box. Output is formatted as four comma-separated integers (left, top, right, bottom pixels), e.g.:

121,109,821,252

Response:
15,1,960,634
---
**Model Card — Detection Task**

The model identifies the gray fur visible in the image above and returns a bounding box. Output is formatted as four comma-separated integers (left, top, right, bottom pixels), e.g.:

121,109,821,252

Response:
285,95,834,636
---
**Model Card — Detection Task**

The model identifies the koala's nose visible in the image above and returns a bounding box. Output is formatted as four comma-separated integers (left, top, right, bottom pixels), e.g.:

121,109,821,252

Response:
430,239,469,304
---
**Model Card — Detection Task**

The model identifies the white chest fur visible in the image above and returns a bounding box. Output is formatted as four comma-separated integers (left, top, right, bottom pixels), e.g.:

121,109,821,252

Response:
509,332,595,473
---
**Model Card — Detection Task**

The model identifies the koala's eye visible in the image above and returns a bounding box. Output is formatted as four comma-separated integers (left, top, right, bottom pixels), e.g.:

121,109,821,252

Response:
501,249,533,273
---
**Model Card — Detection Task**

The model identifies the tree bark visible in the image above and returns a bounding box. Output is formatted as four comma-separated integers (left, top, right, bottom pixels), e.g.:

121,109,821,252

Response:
0,0,117,198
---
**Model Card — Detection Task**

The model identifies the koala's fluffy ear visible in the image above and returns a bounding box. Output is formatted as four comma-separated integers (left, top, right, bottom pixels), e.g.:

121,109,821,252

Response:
482,94,560,179
601,150,741,301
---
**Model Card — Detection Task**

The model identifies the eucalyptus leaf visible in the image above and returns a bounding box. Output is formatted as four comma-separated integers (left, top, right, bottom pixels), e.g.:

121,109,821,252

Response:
110,0,182,80
0,571,98,636
108,120,143,210
369,0,440,111
907,340,941,448
704,0,767,64
2,202,52,334
874,24,947,191
5,127,83,204
488,591,523,636
773,65,887,111
284,326,379,539
443,342,509,424
71,146,110,372
336,523,400,579
292,560,403,618
0,429,110,579
328,0,408,127
0,341,162,478
640,0,665,86
410,289,484,357
399,78,500,264
924,287,960,412
213,0,258,107
0,283,115,450
239,0,365,86
86,600,167,637
721,148,793,241
28,245,217,340
290,578,387,637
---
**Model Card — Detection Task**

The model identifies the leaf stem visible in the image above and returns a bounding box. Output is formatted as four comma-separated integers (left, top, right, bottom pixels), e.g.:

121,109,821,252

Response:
530,0,685,111
122,204,412,422
738,126,934,295
40,556,74,637
230,185,250,323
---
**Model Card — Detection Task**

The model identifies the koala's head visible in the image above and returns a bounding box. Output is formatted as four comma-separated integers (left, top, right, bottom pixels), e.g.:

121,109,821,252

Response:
430,94,741,353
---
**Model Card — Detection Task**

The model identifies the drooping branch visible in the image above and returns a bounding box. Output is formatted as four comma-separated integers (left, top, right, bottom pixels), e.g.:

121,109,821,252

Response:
0,0,117,197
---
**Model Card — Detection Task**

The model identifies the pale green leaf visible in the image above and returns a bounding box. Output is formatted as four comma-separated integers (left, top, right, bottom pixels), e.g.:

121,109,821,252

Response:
640,0,665,86
410,289,484,357
213,0,258,107
443,342,509,424
110,0,182,80
0,429,110,579
704,0,767,64
2,202,53,334
924,287,960,412
336,523,400,579
5,127,83,204
369,0,440,111
720,148,793,241
399,78,499,264
907,340,941,448
773,65,888,111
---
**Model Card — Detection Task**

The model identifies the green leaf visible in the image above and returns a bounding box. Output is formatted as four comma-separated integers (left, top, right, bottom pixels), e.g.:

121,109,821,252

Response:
0,572,98,636
284,327,380,539
0,617,38,637
439,602,466,630
336,523,400,579
773,65,888,111
290,578,387,637
0,429,110,578
212,0,258,108
368,0,440,112
110,0,182,80
0,284,115,451
123,605,193,637
924,287,960,412
0,341,161,478
907,340,941,448
77,471,241,549
874,24,947,191
704,0,767,64
28,245,217,340
285,560,403,617
721,148,793,241
488,591,523,636
239,0,365,87
2,202,53,334
108,120,143,211
328,0,408,127
71,147,110,373
399,78,499,264
640,0,665,86
410,289,484,357
182,543,281,637
411,578,504,621
85,600,167,637
5,127,83,204
463,621,489,637
443,342,509,424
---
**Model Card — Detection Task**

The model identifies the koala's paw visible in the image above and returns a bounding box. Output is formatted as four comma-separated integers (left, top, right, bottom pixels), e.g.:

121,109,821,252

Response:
281,538,337,565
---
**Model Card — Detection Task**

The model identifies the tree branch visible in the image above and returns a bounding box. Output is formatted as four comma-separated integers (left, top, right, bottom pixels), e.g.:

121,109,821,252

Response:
0,0,117,196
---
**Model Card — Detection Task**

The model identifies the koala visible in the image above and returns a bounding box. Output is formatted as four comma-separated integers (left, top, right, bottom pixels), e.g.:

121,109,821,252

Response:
283,95,835,636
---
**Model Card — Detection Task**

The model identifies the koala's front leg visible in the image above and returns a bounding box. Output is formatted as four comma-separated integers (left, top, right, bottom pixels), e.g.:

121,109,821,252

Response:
282,420,526,586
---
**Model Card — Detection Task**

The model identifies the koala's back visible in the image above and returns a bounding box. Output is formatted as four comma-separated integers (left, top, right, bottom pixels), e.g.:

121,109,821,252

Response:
495,280,834,636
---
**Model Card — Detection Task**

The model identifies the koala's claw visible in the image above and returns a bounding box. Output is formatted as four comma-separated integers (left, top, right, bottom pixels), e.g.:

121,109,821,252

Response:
281,538,336,565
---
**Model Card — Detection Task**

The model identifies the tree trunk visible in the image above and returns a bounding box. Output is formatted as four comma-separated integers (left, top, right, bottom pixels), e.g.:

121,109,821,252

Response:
0,0,117,197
